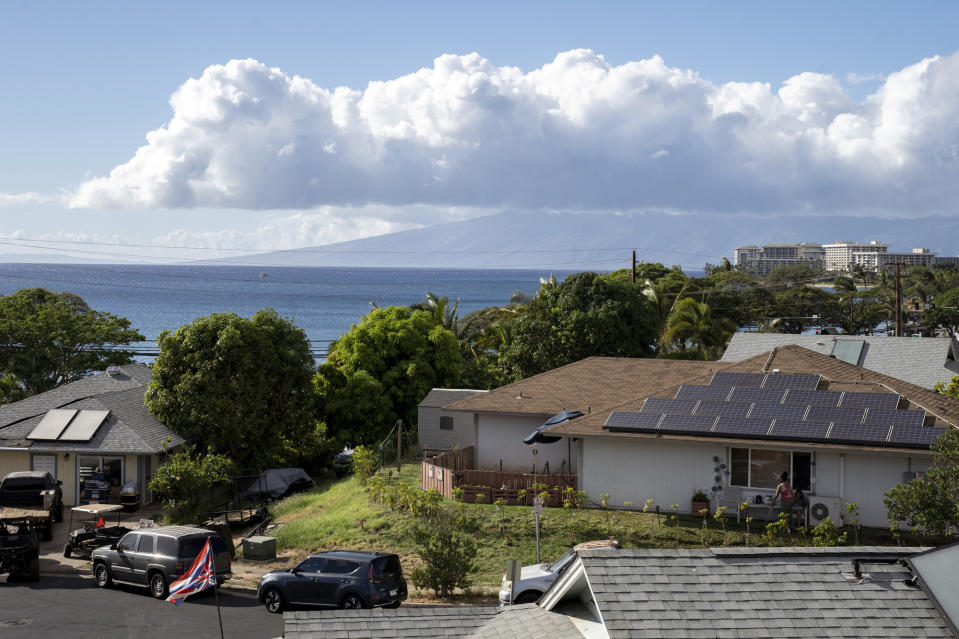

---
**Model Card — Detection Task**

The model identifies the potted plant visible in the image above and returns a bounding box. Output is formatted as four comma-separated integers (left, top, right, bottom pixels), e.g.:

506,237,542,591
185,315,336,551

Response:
692,488,710,516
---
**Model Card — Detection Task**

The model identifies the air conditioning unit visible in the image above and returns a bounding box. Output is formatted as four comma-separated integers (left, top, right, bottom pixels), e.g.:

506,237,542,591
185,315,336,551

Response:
808,496,843,526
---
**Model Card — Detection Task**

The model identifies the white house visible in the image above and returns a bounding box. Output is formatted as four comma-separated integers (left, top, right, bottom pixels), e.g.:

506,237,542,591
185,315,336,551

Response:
446,346,959,528
416,388,486,454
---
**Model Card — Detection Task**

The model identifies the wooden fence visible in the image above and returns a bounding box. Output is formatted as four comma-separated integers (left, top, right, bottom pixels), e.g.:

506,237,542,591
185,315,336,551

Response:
420,445,576,503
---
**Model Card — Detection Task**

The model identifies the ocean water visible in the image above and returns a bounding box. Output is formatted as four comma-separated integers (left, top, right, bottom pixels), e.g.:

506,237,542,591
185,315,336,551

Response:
0,263,574,356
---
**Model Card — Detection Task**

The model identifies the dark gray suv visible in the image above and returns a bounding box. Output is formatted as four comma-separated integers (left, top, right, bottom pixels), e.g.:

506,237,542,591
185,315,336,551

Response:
90,526,232,599
257,550,406,613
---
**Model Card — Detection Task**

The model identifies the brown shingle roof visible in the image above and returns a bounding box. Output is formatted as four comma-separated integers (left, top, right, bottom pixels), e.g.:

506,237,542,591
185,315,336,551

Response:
445,356,724,417
446,347,959,446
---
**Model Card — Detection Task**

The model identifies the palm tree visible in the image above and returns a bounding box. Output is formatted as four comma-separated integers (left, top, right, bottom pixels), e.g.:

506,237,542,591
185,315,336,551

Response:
660,298,736,359
411,292,459,331
833,276,858,334
643,278,688,347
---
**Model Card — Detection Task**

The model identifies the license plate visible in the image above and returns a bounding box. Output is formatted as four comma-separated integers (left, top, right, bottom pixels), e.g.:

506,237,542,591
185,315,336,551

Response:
390,589,398,596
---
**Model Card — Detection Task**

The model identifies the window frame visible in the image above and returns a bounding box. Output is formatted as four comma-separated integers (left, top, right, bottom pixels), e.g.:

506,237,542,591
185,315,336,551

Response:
439,416,454,431
728,447,812,491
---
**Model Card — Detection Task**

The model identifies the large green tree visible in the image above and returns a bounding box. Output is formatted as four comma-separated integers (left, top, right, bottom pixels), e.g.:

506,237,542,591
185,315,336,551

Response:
660,298,736,359
145,309,316,470
317,306,461,445
501,271,658,380
0,288,143,400
883,426,959,535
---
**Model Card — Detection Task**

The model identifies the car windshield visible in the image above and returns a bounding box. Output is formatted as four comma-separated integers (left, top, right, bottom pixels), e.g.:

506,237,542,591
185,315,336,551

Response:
546,549,577,573
2,478,46,491
371,555,402,580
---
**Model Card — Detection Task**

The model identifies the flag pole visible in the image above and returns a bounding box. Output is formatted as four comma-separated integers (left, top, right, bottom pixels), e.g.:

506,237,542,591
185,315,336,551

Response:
211,542,225,639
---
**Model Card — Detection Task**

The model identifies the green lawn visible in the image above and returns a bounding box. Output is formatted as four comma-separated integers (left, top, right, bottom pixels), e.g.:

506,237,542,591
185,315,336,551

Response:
268,461,907,590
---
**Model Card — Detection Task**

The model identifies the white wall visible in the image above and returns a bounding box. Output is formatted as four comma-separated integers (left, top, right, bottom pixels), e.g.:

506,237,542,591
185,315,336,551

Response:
475,414,571,473
581,437,724,513
580,437,933,526
417,406,475,452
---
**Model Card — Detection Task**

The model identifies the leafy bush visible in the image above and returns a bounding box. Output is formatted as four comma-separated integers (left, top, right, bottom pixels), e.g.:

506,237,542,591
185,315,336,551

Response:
409,507,478,598
811,517,848,546
351,445,378,482
149,447,234,523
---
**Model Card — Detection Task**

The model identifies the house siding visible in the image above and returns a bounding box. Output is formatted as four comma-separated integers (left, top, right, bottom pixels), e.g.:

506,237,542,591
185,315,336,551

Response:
581,437,932,527
475,414,567,473
0,451,30,479
417,405,475,452
581,438,723,513
57,454,77,506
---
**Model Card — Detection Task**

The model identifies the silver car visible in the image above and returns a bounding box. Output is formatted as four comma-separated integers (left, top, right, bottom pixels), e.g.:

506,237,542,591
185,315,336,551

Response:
499,539,619,604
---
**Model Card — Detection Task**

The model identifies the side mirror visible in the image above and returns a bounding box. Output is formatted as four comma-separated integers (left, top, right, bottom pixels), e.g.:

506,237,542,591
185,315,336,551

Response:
291,568,301,575
56,480,63,486
111,543,119,551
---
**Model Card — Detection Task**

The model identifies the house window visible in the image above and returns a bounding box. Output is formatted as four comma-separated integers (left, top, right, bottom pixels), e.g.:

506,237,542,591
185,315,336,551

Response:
730,448,810,490
439,416,454,431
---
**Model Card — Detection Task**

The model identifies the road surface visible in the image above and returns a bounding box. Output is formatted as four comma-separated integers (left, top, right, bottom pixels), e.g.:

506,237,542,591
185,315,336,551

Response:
0,574,281,639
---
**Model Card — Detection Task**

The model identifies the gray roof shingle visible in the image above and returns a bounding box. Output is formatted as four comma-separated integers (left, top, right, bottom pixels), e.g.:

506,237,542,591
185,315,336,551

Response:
578,547,953,639
721,333,959,390
0,364,184,454
283,606,500,639
419,388,487,408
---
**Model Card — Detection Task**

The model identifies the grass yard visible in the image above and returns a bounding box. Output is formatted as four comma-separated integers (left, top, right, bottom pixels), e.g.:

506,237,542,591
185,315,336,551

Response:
267,460,908,591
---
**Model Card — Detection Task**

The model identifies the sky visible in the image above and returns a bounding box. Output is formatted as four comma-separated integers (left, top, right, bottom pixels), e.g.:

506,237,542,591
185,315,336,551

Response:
2,1,959,262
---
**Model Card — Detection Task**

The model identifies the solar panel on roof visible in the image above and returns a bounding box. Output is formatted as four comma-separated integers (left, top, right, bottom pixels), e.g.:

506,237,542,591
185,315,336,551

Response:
692,401,752,419
27,409,77,440
674,385,731,402
727,387,786,405
710,372,766,387
887,425,947,448
863,409,926,427
782,389,843,406
806,405,866,424
838,392,900,410
827,422,893,446
658,414,718,434
640,398,698,414
761,374,821,390
603,411,663,432
59,410,110,442
768,419,831,442
712,417,773,438
747,403,809,421
831,340,865,366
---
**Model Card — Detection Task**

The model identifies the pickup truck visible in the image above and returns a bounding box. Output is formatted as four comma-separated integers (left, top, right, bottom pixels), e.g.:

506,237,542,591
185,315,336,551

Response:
0,471,64,541
499,539,619,605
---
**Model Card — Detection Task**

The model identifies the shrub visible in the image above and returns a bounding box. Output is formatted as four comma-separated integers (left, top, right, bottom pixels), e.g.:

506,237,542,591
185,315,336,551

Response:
351,445,378,482
409,507,478,598
811,517,848,546
149,447,234,523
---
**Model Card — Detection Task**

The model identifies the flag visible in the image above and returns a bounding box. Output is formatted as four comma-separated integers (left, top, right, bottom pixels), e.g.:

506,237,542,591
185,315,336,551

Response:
166,538,217,605
95,516,105,528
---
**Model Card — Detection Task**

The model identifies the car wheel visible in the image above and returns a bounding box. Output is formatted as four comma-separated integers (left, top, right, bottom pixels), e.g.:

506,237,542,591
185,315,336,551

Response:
149,572,168,599
340,593,365,609
28,556,40,582
41,526,52,542
262,587,284,613
94,562,112,588
514,590,542,604
63,543,72,559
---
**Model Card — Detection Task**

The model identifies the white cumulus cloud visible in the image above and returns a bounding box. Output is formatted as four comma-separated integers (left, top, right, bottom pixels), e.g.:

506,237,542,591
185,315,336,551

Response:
69,50,959,217
0,192,58,206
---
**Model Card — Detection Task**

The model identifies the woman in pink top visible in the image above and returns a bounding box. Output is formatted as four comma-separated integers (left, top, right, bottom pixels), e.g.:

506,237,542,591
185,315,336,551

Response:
771,471,793,509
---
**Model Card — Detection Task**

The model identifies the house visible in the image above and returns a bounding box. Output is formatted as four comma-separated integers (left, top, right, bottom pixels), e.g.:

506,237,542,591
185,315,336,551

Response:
417,388,486,454
0,363,185,507
283,544,959,638
721,333,959,390
446,346,959,527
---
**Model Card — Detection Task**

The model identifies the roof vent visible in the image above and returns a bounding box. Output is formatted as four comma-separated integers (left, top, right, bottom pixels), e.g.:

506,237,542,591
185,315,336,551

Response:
516,389,525,400
106,366,122,377
771,369,780,373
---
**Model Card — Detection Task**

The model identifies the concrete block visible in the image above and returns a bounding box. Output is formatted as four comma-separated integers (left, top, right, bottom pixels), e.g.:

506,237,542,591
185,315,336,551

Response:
242,535,276,561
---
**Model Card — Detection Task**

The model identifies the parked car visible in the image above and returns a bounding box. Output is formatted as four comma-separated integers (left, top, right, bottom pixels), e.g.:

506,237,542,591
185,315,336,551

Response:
91,526,232,599
499,539,619,605
0,471,63,540
332,448,355,478
257,550,407,613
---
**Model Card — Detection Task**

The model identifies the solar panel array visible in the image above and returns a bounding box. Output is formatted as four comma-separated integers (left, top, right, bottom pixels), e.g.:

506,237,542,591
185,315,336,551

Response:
27,409,110,442
675,385,731,402
604,368,944,449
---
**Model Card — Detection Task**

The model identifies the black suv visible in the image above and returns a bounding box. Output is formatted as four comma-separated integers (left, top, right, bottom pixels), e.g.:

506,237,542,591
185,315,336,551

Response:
91,526,232,598
257,550,406,613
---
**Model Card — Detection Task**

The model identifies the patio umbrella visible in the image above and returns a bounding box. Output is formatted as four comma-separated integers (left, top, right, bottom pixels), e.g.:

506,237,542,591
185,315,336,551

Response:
523,409,584,445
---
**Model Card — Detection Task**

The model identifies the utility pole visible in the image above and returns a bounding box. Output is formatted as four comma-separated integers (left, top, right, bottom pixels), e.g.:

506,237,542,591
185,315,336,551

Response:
631,249,636,284
396,419,403,474
894,262,903,337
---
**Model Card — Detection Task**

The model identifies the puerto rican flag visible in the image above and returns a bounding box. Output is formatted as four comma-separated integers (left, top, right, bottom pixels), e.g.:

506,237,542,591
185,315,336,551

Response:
166,538,217,605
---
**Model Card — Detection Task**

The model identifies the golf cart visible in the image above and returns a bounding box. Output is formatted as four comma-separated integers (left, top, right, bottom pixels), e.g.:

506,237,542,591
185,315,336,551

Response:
63,503,129,559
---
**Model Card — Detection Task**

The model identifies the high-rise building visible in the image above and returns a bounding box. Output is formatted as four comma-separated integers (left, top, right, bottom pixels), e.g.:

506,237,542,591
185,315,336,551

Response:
732,243,824,275
822,241,888,272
